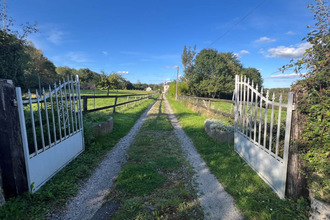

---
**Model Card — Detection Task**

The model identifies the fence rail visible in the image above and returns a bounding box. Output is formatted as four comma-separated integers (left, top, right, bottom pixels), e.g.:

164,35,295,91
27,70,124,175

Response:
81,92,158,113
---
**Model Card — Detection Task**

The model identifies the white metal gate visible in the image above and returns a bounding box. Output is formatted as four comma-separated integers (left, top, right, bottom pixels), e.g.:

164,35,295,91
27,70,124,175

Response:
234,75,293,199
16,76,84,192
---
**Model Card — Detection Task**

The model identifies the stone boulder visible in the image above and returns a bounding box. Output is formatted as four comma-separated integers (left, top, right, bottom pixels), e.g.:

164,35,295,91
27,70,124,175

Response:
204,119,234,144
92,117,114,136
310,197,330,220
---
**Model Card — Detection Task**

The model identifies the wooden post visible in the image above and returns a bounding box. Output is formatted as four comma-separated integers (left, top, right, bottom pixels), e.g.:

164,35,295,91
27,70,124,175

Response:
113,97,118,113
126,96,129,108
0,79,28,199
83,97,88,113
286,90,309,200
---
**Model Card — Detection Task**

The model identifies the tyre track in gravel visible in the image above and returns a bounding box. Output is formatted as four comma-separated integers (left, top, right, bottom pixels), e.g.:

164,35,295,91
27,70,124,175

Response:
163,95,243,220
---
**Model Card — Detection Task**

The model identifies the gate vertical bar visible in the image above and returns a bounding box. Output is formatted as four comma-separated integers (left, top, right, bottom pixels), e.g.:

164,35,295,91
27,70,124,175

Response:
49,86,57,144
16,87,32,192
67,77,74,133
269,93,275,152
43,89,51,148
28,91,38,155
275,94,283,156
36,91,45,151
263,91,269,149
59,81,67,137
71,76,78,132
63,79,70,135
258,88,263,146
55,83,63,141
254,84,258,143
280,92,294,197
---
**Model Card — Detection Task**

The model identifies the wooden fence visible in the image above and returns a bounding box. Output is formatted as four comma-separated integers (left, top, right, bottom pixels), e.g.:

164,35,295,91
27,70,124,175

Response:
81,93,159,113
178,94,235,119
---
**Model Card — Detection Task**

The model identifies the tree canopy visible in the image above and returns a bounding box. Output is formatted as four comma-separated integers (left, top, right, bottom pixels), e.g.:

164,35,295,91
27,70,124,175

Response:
182,48,262,99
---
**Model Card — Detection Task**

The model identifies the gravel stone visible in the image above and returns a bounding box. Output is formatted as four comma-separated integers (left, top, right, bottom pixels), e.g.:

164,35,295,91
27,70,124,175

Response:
164,96,243,220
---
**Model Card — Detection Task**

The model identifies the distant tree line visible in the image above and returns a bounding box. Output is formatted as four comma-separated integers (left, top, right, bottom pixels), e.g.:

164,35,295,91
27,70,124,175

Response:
179,46,263,99
0,31,160,93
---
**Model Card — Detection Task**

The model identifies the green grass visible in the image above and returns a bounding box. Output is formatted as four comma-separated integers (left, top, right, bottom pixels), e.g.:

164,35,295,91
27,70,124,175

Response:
106,97,204,219
81,89,155,112
167,95,310,220
0,97,156,219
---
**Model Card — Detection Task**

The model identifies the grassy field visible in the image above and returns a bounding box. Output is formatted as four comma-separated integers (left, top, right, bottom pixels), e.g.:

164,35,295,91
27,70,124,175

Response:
167,95,309,220
0,96,157,219
183,97,287,124
105,97,203,219
80,89,156,112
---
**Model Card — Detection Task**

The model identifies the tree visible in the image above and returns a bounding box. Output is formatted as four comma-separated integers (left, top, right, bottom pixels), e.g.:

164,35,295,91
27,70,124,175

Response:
98,71,125,95
241,67,263,89
25,42,57,90
282,0,329,202
188,49,242,98
78,68,101,85
0,30,29,88
56,66,78,79
182,45,196,76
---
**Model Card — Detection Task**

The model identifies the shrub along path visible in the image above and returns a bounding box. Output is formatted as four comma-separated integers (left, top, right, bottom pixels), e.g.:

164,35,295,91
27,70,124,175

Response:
54,95,242,219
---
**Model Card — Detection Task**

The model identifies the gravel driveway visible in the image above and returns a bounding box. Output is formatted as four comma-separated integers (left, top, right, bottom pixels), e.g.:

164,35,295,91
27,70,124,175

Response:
53,96,242,219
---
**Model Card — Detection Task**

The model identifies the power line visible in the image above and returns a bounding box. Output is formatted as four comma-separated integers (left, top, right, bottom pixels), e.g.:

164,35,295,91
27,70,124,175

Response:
209,0,268,47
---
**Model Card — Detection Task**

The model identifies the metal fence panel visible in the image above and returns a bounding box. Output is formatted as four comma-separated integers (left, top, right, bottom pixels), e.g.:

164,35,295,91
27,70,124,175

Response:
234,74,293,199
16,76,84,192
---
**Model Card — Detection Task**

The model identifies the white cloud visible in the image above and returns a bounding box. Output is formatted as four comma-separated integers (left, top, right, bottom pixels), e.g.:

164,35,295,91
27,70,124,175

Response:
66,52,89,63
46,30,64,45
234,50,250,59
164,66,179,69
240,50,250,54
267,42,312,58
286,31,296,35
254,37,276,43
266,73,305,79
102,51,108,55
117,71,129,74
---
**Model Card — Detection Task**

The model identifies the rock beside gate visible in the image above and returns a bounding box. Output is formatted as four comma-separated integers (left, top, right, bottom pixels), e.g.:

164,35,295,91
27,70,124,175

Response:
310,196,330,220
93,117,114,136
204,119,234,144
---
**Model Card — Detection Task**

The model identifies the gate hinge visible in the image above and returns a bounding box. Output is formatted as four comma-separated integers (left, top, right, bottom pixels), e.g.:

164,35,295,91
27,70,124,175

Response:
13,99,18,107
292,104,296,111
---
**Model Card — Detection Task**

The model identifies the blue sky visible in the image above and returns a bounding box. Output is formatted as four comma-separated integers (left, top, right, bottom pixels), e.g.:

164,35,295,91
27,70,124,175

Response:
7,0,315,88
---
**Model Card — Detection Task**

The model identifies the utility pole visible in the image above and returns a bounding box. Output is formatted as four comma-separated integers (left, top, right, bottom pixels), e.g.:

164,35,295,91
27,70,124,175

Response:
176,66,179,100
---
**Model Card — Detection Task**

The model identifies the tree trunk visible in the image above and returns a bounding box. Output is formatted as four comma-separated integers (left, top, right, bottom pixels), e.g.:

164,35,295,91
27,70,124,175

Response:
286,88,309,200
0,79,28,199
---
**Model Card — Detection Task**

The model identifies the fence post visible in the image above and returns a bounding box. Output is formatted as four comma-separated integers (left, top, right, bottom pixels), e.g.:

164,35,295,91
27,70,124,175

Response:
83,97,88,113
286,90,309,200
126,96,129,108
0,79,28,200
113,97,118,113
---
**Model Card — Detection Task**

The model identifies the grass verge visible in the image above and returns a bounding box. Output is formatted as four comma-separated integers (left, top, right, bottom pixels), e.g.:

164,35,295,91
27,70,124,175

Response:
0,97,156,219
106,97,204,219
167,95,310,220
